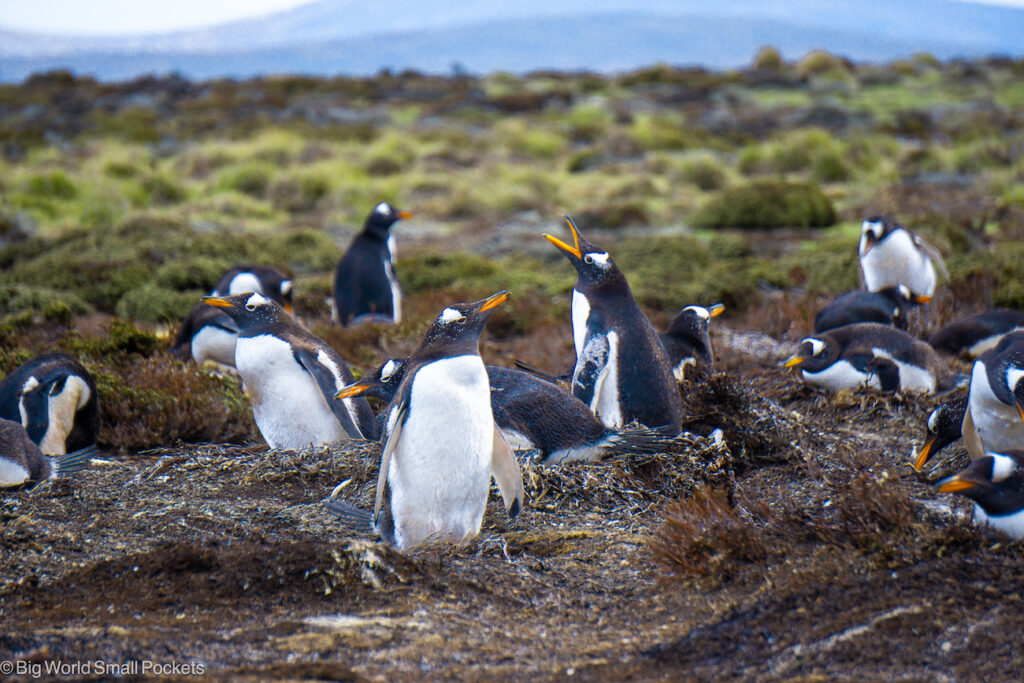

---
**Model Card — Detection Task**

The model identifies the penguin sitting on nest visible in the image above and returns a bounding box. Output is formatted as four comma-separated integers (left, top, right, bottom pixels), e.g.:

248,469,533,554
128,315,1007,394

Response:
0,418,95,487
338,359,677,465
929,309,1024,359
201,292,377,448
660,303,724,384
172,265,294,368
936,451,1024,540
333,202,411,327
859,215,948,298
783,323,960,395
327,292,524,550
814,285,929,334
0,353,98,456
545,216,682,433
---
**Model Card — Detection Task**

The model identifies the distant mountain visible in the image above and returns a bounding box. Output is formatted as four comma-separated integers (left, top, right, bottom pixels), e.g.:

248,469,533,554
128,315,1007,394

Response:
1,0,1022,82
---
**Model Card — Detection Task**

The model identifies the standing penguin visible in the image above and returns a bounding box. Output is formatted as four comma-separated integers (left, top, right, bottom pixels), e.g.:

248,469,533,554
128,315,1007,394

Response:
0,353,98,456
333,202,411,327
936,451,1024,539
328,292,524,550
859,215,948,297
660,303,724,383
0,418,95,487
964,331,1024,456
201,292,377,448
545,216,682,433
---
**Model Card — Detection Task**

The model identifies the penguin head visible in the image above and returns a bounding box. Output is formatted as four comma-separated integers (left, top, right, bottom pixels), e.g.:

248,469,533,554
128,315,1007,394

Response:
891,284,931,307
937,451,1024,517
201,292,287,334
913,393,967,471
667,303,725,337
783,336,836,372
416,291,509,358
364,202,412,238
335,358,407,402
544,216,627,295
860,215,900,255
220,266,294,314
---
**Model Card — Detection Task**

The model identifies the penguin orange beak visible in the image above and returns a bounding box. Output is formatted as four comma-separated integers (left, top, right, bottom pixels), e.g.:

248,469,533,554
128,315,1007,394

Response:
201,296,233,308
543,215,583,259
398,211,413,219
914,294,932,304
784,355,806,369
936,476,980,494
478,290,510,312
709,303,725,317
284,303,294,314
1017,400,1024,424
335,381,371,400
913,437,937,471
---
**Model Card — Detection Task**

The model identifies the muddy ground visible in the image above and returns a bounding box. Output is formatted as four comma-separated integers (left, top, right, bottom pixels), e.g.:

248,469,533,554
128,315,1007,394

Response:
3,330,1022,682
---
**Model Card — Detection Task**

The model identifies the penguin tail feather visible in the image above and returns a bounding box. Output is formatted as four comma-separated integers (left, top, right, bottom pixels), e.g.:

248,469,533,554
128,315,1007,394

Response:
325,499,375,534
54,444,98,477
602,423,680,457
512,359,571,384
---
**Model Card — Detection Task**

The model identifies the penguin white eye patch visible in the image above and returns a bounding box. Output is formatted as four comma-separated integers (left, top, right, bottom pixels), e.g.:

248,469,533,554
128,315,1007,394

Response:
439,308,465,324
380,360,400,381
990,453,1017,482
375,202,393,215
583,252,610,267
684,306,710,320
245,292,270,310
800,338,826,356
861,220,883,239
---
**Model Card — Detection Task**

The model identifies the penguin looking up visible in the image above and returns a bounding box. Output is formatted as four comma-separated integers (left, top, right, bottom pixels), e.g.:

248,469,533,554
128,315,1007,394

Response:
328,291,524,550
333,202,411,327
0,418,95,487
783,323,959,395
660,303,724,383
339,360,676,465
859,215,948,297
544,216,682,433
936,451,1024,540
202,292,377,448
929,309,1024,359
0,353,98,456
913,392,969,471
813,285,929,334
965,331,1024,457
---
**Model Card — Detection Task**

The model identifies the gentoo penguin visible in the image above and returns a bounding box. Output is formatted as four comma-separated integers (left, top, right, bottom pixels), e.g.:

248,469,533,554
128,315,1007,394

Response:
172,264,294,366
913,392,969,471
0,418,95,487
0,353,98,456
660,303,724,383
339,359,674,464
937,451,1024,539
328,292,524,550
813,285,929,334
859,215,948,297
333,202,410,327
929,309,1024,359
964,331,1024,456
202,292,377,448
545,216,682,433
783,323,959,395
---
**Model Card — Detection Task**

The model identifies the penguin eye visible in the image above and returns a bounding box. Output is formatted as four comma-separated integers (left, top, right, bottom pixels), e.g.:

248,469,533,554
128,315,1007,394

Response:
245,302,257,311
584,254,594,264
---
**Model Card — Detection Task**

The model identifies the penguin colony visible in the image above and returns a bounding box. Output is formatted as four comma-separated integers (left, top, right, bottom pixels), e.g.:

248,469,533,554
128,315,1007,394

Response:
3,205,1023,547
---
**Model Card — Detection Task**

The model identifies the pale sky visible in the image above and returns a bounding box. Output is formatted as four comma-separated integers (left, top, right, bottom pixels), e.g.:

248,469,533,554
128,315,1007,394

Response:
0,0,1022,35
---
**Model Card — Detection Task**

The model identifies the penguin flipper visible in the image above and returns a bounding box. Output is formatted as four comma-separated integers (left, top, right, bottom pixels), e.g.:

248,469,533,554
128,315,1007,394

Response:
913,234,951,282
325,499,375,534
572,337,610,407
961,404,985,461
490,426,524,519
293,347,365,439
53,444,97,477
374,401,407,524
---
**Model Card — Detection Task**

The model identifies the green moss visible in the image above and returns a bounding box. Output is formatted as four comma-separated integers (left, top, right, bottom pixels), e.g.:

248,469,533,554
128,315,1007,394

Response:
104,160,140,179
138,174,187,205
681,155,727,191
66,319,161,359
116,284,204,323
0,284,88,323
268,173,330,213
215,162,275,198
565,103,613,143
811,149,851,183
752,46,784,70
25,171,77,199
629,113,695,152
692,181,837,229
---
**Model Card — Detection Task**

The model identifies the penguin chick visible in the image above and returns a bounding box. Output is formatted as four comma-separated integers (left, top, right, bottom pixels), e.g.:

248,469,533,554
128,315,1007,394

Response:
913,391,968,471
545,215,682,433
0,353,98,456
859,215,948,297
965,331,1024,457
929,309,1024,359
660,303,724,383
937,451,1024,539
328,291,524,550
202,292,377,448
814,285,929,334
333,202,411,327
340,360,677,465
784,323,959,395
0,418,95,487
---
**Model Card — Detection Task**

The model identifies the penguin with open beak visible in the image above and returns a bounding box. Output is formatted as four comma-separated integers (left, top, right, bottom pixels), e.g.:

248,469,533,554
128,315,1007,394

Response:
201,292,376,448
859,215,948,298
936,451,1024,539
660,303,724,384
0,418,95,487
544,216,682,433
326,291,524,550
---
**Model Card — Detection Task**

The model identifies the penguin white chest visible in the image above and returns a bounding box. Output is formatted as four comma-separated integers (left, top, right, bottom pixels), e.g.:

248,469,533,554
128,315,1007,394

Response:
969,362,1024,452
571,289,590,358
860,231,935,296
871,347,936,394
975,504,1024,540
388,355,494,549
802,360,879,392
190,325,238,367
0,457,31,487
235,335,346,450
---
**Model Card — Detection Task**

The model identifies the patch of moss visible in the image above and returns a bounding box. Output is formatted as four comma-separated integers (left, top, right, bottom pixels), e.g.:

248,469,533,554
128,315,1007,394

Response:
116,284,205,323
215,162,275,198
0,284,88,324
66,319,161,359
24,171,77,199
692,181,837,229
680,155,727,191
268,173,330,213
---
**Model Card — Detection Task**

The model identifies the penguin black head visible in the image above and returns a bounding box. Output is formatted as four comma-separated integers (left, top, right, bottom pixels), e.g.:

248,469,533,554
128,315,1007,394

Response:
937,451,1024,518
215,265,294,313
415,291,509,359
783,336,837,372
667,303,725,337
861,215,898,254
913,393,967,471
201,292,288,334
364,202,412,239
335,359,407,402
544,216,628,295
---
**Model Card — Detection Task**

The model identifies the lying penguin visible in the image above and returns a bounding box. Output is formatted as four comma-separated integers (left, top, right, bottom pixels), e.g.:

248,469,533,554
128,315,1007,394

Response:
201,291,377,448
929,309,1024,359
338,359,676,464
0,418,95,487
0,353,98,456
859,215,948,297
813,285,928,334
936,451,1024,540
784,323,959,395
660,303,724,383
326,292,524,550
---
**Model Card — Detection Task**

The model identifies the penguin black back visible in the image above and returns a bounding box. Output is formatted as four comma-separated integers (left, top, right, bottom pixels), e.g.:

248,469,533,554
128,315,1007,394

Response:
814,286,928,333
333,202,410,327
929,309,1024,358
